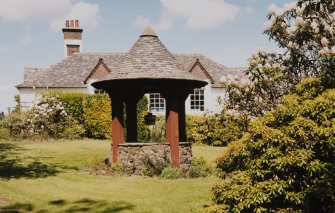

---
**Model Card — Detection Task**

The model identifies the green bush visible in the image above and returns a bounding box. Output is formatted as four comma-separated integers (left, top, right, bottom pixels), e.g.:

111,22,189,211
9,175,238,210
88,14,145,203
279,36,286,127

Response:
0,111,28,140
210,79,335,212
54,92,148,140
186,113,244,146
142,116,165,142
135,97,150,142
83,94,112,139
160,166,183,179
0,127,10,140
189,156,213,178
53,92,87,123
141,154,170,177
60,121,85,140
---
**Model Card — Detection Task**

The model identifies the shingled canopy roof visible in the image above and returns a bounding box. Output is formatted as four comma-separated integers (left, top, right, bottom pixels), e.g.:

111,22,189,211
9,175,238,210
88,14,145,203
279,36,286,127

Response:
92,27,207,91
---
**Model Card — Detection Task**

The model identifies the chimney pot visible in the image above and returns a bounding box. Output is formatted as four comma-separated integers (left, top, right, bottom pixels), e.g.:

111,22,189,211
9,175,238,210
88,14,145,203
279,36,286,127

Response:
70,20,74,27
65,20,69,27
75,20,79,27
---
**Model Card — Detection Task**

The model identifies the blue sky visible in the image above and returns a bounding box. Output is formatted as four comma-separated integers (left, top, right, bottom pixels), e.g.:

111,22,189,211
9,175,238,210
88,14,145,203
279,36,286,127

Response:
0,0,292,113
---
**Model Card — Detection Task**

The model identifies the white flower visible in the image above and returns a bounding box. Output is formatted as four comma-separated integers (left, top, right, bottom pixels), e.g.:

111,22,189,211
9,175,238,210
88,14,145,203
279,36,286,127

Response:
281,22,287,28
240,78,250,86
273,63,280,69
250,59,257,65
268,4,277,13
257,64,263,69
295,6,304,15
219,76,227,83
331,46,335,53
41,125,44,129
282,54,290,60
283,2,296,12
295,16,305,26
264,20,274,30
288,41,299,50
276,8,284,16
321,37,329,47
264,63,271,69
319,47,330,55
324,24,333,34
311,21,318,31
287,26,297,35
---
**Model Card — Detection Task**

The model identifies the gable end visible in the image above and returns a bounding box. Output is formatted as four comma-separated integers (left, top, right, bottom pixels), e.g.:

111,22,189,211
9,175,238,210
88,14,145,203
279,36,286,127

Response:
189,59,214,84
84,58,112,84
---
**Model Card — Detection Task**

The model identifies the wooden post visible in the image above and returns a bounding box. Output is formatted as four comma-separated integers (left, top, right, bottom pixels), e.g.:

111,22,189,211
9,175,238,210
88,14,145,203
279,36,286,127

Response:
165,92,180,167
109,93,125,163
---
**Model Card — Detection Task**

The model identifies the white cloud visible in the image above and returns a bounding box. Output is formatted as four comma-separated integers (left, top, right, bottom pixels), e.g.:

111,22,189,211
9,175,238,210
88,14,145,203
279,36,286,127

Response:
241,7,254,15
134,0,243,31
0,0,100,32
134,16,151,29
49,2,100,32
20,33,34,46
134,10,174,31
0,46,8,53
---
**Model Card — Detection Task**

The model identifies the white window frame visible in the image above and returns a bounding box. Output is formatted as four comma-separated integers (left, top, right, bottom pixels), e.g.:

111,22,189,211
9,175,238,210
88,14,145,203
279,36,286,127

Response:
149,93,165,113
190,88,204,111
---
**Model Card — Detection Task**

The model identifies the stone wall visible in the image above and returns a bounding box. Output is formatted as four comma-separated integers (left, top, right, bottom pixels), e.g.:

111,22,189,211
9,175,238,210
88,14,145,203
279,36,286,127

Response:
113,142,192,175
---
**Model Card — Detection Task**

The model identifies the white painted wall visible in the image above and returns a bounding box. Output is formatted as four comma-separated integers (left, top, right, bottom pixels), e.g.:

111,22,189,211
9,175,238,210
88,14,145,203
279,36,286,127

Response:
185,84,225,115
19,84,225,115
19,87,88,110
145,84,225,116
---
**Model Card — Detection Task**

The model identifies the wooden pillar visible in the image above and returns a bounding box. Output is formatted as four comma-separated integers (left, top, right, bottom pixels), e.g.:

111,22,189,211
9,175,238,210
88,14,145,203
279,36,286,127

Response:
165,92,180,167
109,93,125,163
125,93,143,142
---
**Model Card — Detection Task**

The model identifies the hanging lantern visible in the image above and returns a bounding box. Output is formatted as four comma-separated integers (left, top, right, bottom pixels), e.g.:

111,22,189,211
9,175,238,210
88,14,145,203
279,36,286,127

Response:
144,112,156,125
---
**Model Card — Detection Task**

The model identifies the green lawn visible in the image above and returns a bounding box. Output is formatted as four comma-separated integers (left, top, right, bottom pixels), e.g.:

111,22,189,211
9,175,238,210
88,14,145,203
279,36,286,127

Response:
0,140,225,212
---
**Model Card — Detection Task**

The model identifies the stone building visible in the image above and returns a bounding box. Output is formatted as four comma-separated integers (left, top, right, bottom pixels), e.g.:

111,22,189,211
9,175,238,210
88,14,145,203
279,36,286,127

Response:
16,20,244,115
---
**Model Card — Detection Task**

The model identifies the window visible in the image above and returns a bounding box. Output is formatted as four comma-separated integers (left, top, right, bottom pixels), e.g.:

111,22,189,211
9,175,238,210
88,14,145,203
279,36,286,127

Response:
149,93,165,113
190,89,204,111
94,89,105,94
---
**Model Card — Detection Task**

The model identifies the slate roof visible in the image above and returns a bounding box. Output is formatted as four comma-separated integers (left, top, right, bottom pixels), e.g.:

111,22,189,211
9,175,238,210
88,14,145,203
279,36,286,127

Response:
16,28,245,89
17,52,245,88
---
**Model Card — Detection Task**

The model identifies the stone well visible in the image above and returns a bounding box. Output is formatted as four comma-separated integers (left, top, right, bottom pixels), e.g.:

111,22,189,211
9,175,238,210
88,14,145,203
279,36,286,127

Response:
112,142,192,175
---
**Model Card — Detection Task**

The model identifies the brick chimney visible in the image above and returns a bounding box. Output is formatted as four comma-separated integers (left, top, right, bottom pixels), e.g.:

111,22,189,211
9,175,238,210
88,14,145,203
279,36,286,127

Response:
62,19,83,57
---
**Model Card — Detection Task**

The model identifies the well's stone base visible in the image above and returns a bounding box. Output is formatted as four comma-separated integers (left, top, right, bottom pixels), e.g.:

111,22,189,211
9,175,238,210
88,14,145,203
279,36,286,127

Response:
111,142,192,175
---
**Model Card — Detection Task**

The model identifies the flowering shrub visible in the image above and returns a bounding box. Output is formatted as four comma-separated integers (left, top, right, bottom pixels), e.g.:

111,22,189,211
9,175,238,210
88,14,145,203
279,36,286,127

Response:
221,0,335,119
26,95,84,139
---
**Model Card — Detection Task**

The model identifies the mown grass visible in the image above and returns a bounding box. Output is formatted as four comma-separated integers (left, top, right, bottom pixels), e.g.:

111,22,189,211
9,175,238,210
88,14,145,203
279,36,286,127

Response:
0,140,225,212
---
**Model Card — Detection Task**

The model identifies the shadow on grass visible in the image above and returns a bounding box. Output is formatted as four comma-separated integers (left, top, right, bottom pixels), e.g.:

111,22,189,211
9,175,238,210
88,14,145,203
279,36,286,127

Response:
0,143,59,180
1,198,135,213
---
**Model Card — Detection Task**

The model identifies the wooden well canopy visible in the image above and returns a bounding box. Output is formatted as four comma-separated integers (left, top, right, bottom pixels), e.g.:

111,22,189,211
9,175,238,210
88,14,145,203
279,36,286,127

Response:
92,26,207,167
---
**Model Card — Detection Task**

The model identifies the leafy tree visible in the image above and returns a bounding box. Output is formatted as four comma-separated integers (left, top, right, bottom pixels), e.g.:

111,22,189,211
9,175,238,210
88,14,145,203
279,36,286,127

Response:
208,78,335,212
207,1,335,212
221,0,335,118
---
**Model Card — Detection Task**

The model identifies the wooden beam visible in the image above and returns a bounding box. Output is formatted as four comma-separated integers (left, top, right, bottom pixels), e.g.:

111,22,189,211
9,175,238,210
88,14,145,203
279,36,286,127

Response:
109,93,125,163
165,92,180,167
